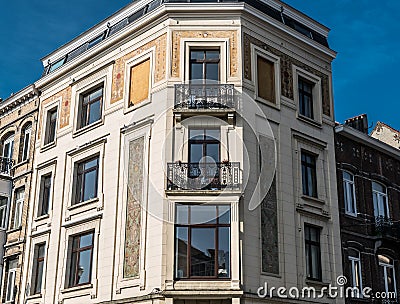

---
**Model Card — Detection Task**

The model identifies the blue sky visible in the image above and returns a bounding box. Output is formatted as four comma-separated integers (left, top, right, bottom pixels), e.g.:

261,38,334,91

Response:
0,0,398,130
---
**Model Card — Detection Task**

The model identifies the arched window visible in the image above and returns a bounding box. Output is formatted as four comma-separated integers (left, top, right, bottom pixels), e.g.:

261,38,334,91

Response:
20,123,32,162
348,248,363,297
372,181,389,218
343,171,357,216
378,254,397,297
2,133,14,159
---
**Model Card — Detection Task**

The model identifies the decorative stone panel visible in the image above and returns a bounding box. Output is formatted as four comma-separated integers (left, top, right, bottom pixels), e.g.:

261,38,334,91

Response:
124,136,145,278
243,33,331,116
261,176,279,274
111,33,167,104
171,30,239,78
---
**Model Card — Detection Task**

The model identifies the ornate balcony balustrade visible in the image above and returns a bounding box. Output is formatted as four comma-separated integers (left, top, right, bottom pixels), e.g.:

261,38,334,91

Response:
174,84,235,110
374,216,400,240
167,162,240,191
0,157,14,176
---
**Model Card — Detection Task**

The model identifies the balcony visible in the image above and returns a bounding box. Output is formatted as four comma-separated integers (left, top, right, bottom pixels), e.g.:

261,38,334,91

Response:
374,216,400,240
0,157,14,176
167,162,240,192
174,84,235,111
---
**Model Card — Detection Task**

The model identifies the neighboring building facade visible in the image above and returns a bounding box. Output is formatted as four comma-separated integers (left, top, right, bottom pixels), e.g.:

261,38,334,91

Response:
336,114,400,303
0,85,39,303
10,0,343,304
371,121,400,150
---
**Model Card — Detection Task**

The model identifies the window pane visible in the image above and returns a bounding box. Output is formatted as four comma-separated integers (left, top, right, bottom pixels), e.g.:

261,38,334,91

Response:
190,144,203,163
343,171,353,181
83,170,98,201
88,100,101,124
77,250,92,284
176,204,189,224
189,129,204,140
205,144,219,163
218,205,230,224
206,50,219,59
69,252,78,286
190,63,203,81
206,63,219,81
175,227,188,278
387,267,395,292
80,233,93,248
205,129,220,140
84,158,98,170
190,228,215,277
372,181,385,193
218,227,230,277
190,51,204,60
190,205,217,224
35,260,44,294
310,245,321,279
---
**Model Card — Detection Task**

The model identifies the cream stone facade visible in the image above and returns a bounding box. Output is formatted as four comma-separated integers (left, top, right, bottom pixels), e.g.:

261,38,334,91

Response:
3,0,344,303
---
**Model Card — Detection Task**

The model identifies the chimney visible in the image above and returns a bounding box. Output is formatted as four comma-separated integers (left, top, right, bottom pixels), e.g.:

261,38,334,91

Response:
344,114,369,134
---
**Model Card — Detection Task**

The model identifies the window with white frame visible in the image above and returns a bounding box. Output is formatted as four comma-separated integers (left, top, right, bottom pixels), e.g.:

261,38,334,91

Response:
5,258,17,303
73,155,99,205
21,123,32,162
372,181,389,219
378,254,397,298
13,188,24,229
343,171,357,216
38,173,52,216
2,134,14,159
0,196,8,229
348,249,363,297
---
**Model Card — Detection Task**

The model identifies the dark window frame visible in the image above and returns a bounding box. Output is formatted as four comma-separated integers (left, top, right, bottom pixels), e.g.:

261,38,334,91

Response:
73,156,99,205
298,77,314,119
304,224,322,281
174,204,231,279
68,231,94,288
44,108,58,145
301,151,318,198
78,84,104,130
32,243,46,295
189,49,220,83
38,173,52,216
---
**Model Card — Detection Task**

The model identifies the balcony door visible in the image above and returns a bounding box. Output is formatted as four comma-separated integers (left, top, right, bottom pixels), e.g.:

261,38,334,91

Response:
189,49,220,83
188,129,220,189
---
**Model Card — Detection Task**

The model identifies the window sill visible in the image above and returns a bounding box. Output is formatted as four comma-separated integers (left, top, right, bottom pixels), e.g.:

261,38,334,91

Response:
7,226,22,233
301,195,325,205
61,283,92,294
73,120,104,138
41,141,56,152
14,159,30,168
255,96,280,111
124,98,151,115
305,279,328,287
35,214,50,221
26,293,42,300
68,197,99,210
297,114,322,128
344,212,358,218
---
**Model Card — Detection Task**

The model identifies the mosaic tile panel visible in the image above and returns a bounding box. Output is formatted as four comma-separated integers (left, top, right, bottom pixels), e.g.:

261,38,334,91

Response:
124,136,144,278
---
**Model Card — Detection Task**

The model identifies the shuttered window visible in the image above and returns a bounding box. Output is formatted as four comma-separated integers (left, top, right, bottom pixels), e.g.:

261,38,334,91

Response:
257,56,275,103
129,59,150,107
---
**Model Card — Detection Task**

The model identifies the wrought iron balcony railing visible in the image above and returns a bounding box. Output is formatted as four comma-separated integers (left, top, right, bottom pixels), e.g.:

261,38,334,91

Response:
0,157,14,176
167,162,240,191
374,216,400,239
174,84,235,110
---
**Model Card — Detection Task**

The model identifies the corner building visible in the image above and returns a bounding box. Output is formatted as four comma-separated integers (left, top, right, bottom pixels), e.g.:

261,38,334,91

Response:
20,0,342,303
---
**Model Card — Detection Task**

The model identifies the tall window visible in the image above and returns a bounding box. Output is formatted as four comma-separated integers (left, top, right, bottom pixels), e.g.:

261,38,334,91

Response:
2,134,14,159
21,123,32,162
298,77,314,119
5,258,18,303
0,196,8,229
189,49,220,82
348,249,363,297
32,243,46,295
78,85,103,129
129,59,150,107
44,108,57,145
301,151,317,198
257,55,275,103
74,156,99,204
38,174,52,216
13,188,24,229
175,204,230,279
68,232,94,287
372,181,389,218
378,255,397,298
343,171,357,216
305,224,322,281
